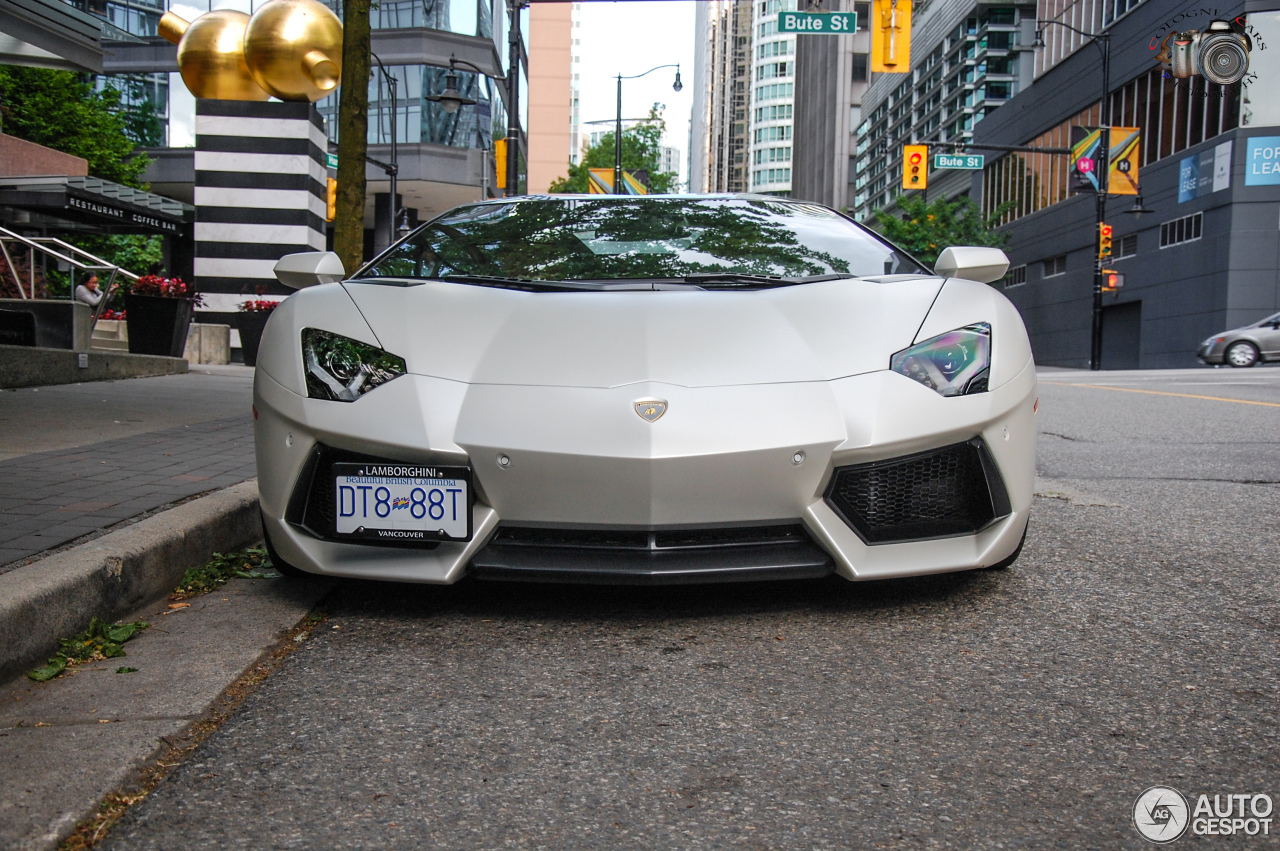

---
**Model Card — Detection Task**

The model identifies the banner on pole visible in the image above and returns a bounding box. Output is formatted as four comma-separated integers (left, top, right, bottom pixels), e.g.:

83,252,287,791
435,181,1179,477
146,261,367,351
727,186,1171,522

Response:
1070,126,1104,194
1108,127,1141,196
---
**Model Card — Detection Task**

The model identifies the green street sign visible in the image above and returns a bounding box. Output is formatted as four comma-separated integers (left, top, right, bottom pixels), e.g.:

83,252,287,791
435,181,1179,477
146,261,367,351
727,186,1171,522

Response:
326,153,339,169
779,11,856,33
934,153,985,170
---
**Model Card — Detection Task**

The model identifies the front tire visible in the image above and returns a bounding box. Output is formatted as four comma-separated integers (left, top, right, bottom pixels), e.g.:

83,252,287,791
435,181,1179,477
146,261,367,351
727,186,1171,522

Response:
1225,341,1260,368
261,512,309,578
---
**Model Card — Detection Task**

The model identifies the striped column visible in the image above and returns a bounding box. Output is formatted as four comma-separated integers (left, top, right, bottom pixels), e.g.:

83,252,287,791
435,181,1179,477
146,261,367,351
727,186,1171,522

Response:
194,100,328,325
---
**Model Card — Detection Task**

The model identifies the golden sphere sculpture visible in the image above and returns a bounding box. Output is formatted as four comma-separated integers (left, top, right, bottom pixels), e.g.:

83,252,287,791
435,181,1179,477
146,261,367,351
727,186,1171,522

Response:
159,10,270,102
243,0,344,103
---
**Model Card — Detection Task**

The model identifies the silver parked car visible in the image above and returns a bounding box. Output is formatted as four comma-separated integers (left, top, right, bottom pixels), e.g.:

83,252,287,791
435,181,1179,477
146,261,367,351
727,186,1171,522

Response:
1198,312,1280,367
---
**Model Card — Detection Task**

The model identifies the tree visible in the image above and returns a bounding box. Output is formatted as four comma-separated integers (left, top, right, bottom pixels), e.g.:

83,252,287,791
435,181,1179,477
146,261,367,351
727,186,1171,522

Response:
869,195,1011,267
0,66,151,187
549,106,677,194
333,0,372,274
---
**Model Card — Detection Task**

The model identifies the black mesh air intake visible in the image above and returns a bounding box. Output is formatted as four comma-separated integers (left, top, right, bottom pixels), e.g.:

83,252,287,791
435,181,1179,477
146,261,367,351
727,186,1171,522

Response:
824,439,1011,544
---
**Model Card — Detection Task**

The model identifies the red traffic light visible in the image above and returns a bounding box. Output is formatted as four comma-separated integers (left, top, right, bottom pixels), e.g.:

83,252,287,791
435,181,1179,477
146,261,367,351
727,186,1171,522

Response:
1099,224,1113,238
908,151,923,165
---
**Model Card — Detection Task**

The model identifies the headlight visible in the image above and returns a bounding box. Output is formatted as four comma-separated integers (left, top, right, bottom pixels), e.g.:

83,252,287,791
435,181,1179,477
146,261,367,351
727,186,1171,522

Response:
302,328,406,402
890,323,991,397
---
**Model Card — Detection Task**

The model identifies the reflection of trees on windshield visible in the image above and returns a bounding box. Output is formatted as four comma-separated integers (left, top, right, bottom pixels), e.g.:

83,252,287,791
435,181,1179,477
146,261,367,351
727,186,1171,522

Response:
366,199,908,281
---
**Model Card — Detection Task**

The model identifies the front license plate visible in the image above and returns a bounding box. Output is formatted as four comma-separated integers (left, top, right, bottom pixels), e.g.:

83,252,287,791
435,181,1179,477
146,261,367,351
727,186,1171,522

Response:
332,462,471,542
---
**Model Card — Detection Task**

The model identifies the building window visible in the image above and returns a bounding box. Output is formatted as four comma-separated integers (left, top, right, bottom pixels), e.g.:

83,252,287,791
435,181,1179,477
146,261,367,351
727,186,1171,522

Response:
754,125,792,143
1160,212,1202,248
983,67,1239,226
852,53,869,82
753,146,791,164
755,82,794,102
1042,255,1067,278
1115,233,1138,260
753,167,791,184
1004,264,1027,289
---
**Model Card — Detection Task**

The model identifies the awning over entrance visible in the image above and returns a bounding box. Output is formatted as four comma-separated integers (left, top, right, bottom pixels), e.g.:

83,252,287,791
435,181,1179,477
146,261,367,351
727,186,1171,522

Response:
0,176,192,235
0,0,105,72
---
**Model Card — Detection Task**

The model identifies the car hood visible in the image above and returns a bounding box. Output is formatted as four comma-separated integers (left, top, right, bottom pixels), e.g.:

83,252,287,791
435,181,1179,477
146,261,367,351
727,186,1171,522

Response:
342,277,945,389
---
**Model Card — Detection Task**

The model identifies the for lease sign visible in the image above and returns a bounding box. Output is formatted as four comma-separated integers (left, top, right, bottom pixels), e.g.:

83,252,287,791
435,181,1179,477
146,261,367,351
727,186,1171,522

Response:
1245,136,1280,186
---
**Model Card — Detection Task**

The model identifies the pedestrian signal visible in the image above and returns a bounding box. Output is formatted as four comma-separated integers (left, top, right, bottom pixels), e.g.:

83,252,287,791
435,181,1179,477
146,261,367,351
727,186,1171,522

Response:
903,145,927,190
872,0,911,73
495,138,508,190
1102,269,1125,291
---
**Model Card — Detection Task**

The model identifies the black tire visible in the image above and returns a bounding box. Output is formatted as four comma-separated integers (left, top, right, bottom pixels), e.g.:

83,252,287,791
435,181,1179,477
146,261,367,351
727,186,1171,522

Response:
986,522,1027,571
261,512,310,578
1225,341,1260,368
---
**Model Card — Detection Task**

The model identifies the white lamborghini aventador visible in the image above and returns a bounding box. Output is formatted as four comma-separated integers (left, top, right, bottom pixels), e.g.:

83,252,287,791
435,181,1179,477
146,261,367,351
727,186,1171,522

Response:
253,195,1036,584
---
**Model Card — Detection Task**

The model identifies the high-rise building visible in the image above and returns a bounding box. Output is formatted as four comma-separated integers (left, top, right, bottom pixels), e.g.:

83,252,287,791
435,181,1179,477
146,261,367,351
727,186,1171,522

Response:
748,0,797,196
527,1,573,193
691,0,753,193
789,0,871,210
851,0,1036,220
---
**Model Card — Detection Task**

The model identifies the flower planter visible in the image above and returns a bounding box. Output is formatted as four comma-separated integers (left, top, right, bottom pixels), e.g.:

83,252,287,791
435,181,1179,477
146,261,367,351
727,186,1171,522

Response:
236,310,273,367
125,293,195,358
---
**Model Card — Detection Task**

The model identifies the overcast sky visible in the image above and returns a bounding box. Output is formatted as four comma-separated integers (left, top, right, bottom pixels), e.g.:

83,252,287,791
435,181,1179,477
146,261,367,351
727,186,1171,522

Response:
571,1,698,186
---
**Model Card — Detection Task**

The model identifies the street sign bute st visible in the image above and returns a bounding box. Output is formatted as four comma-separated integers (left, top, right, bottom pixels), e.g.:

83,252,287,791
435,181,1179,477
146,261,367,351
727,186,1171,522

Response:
779,11,856,33
934,153,984,170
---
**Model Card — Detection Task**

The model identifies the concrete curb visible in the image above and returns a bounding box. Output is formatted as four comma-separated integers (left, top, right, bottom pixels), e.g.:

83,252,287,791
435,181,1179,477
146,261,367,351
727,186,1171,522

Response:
0,480,260,684
0,344,188,389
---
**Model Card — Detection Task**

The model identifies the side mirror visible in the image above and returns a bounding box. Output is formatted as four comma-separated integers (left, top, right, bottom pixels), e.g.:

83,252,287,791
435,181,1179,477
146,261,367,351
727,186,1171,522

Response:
934,246,1010,284
274,251,346,290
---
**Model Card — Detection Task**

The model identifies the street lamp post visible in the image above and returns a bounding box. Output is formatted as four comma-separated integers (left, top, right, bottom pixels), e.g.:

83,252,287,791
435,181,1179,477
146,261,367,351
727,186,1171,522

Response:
613,64,682,195
1034,21,1110,370
368,53,400,248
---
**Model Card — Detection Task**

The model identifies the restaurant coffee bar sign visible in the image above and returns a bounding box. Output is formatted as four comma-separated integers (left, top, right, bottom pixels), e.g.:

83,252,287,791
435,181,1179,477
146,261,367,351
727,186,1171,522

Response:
66,193,184,234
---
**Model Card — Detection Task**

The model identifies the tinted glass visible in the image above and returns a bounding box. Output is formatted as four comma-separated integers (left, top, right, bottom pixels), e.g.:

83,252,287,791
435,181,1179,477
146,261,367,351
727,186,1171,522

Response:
361,198,928,282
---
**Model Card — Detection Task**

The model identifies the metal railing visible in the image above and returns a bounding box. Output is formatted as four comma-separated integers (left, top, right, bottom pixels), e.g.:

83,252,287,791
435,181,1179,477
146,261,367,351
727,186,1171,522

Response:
0,227,139,328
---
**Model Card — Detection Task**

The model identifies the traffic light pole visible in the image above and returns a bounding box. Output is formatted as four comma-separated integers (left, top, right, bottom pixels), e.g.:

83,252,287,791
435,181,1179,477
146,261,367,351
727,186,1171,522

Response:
1036,19,1111,370
1091,37,1111,372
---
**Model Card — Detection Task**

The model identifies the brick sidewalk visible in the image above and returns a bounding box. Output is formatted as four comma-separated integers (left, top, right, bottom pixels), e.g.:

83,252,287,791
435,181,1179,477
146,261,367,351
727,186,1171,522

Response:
0,416,255,572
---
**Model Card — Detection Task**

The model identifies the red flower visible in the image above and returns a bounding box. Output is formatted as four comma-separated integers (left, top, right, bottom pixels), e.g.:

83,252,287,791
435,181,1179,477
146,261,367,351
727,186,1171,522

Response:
129,275,206,307
239,299,281,312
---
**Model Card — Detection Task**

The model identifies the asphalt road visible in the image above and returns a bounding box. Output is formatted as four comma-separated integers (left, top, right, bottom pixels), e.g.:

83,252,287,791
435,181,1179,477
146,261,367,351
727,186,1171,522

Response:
101,367,1280,849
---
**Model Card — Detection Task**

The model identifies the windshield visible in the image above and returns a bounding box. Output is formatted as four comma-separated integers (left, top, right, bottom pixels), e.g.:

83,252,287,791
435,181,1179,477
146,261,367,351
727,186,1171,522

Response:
359,197,928,285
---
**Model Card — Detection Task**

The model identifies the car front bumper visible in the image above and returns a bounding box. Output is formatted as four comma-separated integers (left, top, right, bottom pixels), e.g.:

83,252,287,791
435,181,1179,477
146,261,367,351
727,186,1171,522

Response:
254,359,1037,584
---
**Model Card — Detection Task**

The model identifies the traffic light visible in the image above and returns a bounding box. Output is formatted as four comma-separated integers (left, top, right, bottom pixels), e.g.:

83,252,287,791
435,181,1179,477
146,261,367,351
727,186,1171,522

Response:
1098,223,1113,258
871,0,911,73
326,177,337,222
903,145,928,190
1101,269,1125,291
494,138,508,190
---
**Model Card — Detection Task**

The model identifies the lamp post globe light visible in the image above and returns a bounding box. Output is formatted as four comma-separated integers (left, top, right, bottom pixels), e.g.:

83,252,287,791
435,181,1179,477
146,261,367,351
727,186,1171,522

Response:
614,64,681,195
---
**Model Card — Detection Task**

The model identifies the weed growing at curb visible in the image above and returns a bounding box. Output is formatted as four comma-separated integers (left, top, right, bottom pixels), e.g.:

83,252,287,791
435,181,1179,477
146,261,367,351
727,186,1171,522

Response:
170,547,275,600
27,619,149,682
56,606,329,851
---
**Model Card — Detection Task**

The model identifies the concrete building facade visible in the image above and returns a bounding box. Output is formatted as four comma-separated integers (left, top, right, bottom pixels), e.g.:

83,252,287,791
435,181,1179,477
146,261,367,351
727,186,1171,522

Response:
526,2,573,193
690,0,753,193
789,0,871,210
